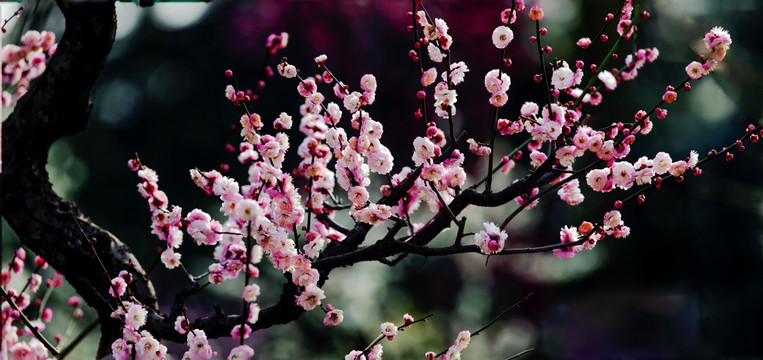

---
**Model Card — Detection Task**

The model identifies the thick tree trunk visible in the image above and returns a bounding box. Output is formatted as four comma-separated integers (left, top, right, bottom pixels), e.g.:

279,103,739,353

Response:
1,1,158,357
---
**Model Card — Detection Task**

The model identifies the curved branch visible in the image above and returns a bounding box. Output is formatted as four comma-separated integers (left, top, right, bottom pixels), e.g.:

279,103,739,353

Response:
1,1,157,357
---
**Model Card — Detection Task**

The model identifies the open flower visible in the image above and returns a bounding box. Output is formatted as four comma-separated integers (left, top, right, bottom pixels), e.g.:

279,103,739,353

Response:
474,222,508,255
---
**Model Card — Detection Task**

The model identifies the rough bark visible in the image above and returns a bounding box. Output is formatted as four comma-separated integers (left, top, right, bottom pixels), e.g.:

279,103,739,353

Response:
0,1,157,357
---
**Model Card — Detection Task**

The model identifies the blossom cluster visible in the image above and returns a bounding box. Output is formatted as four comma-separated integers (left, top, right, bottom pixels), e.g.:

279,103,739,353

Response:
2,248,79,360
1,30,57,108
343,314,421,360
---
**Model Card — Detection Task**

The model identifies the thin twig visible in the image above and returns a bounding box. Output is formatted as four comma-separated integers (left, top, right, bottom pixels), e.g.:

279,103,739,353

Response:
0,286,60,356
58,319,98,359
506,348,535,360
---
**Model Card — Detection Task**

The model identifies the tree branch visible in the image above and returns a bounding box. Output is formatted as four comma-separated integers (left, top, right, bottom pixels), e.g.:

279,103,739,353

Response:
1,1,158,357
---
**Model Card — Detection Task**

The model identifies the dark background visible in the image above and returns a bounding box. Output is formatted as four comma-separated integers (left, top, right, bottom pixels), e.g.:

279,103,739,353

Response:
2,0,762,358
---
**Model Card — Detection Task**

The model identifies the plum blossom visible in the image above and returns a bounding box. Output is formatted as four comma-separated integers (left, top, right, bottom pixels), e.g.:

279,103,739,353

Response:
484,69,511,94
474,222,508,255
611,161,635,189
598,70,617,90
446,61,469,85
160,248,182,269
685,61,704,80
125,303,148,330
380,321,398,340
296,284,325,310
491,25,514,48
553,226,582,259
111,339,132,360
652,152,672,175
231,324,251,340
228,345,255,360
427,42,445,63
586,167,612,192
421,67,438,87
323,304,344,326
241,284,261,302
704,26,732,61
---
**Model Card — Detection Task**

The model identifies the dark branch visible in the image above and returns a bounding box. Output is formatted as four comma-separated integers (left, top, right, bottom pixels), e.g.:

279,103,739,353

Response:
0,1,156,357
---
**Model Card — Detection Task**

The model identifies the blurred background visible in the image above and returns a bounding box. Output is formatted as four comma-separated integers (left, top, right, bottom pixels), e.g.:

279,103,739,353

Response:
2,0,763,358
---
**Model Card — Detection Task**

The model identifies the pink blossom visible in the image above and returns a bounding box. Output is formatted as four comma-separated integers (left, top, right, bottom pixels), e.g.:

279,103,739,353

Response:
125,303,147,330
248,303,261,324
241,284,261,302
343,91,363,113
348,186,370,207
614,225,631,238
688,150,699,168
553,226,582,259
186,329,213,359
557,178,585,206
111,339,132,360
474,222,508,255
663,90,677,103
175,316,190,334
489,91,509,107
380,321,398,340
67,296,82,307
412,137,437,166
652,152,672,175
603,210,624,229
345,350,366,360
234,199,263,222
273,112,293,130
109,277,127,297
484,69,511,94
41,307,53,322
551,66,575,90
446,61,469,85
598,70,617,90
668,160,689,177
529,150,547,168
231,324,252,339
324,307,344,326
501,8,517,24
520,101,539,117
529,5,544,21
427,42,445,63
160,248,182,269
136,335,168,359
596,140,616,161
685,61,704,80
453,330,471,351
491,25,514,49
367,148,394,174
227,345,255,360
208,263,225,284
420,67,438,87
467,138,491,156
577,37,592,49
611,161,635,189
704,26,732,61
555,146,578,167
586,168,612,192
28,273,42,293
277,63,297,78
360,74,378,93
296,284,325,310
368,344,383,360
